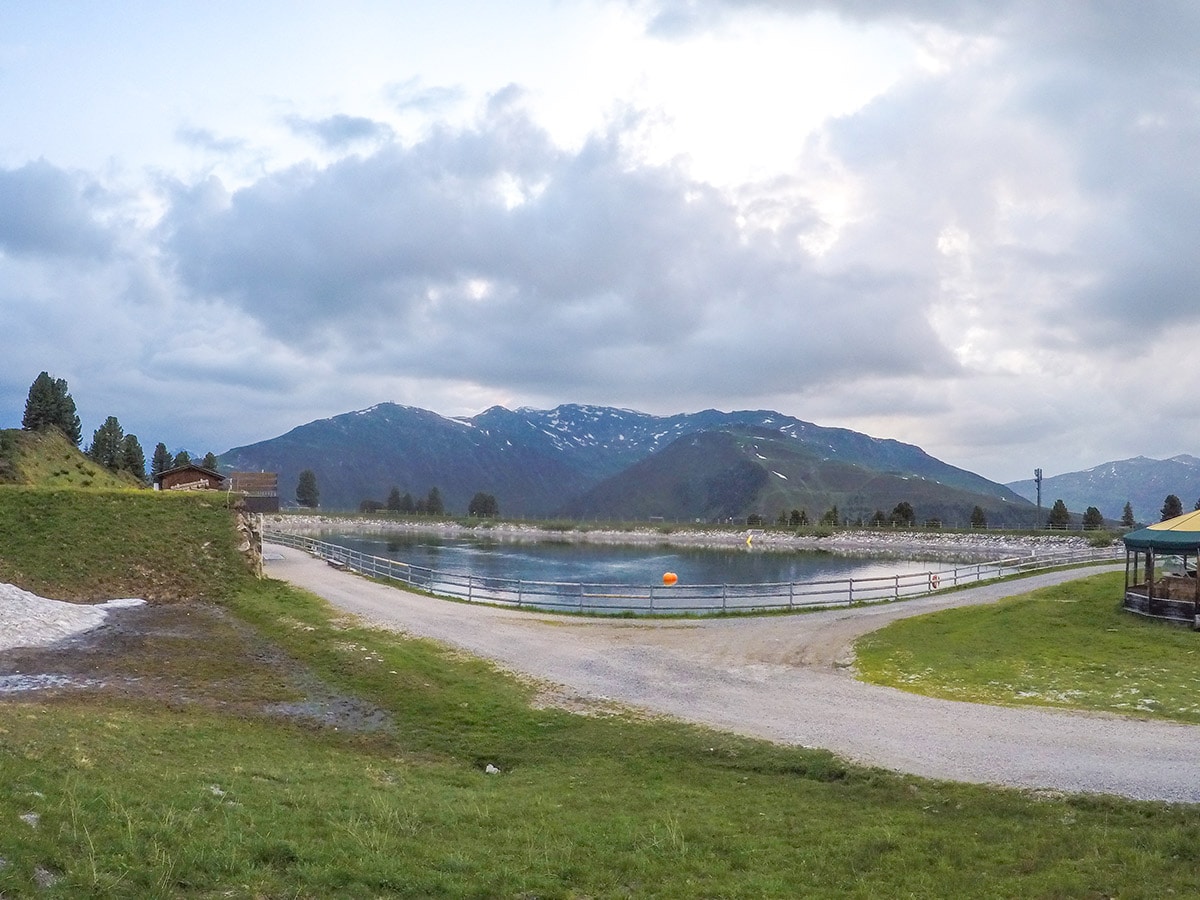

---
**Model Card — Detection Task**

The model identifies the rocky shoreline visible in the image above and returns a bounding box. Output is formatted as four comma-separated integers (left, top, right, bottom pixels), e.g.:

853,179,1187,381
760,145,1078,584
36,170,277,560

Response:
266,514,1112,561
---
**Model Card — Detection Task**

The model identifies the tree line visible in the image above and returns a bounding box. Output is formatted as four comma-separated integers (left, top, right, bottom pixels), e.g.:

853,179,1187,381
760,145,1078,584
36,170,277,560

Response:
349,481,501,518
19,371,219,485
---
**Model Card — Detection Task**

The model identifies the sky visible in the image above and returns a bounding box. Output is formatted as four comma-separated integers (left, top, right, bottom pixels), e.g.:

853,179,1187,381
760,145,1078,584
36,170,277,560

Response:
1,0,1198,484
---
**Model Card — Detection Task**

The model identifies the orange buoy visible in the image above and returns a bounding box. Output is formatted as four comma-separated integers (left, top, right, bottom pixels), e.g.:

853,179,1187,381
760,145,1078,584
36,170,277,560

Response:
662,572,678,586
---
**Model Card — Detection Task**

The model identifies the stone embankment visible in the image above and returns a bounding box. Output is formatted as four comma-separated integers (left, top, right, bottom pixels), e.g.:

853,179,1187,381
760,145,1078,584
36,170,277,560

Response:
267,514,1110,561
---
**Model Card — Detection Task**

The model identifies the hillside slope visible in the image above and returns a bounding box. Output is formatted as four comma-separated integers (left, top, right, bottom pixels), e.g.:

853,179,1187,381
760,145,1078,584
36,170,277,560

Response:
0,487,249,602
0,428,139,490
562,427,1038,526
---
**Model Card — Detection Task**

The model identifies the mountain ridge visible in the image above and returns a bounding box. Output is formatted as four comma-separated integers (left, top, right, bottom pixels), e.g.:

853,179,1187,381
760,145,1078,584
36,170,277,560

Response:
1007,454,1200,522
219,402,1037,524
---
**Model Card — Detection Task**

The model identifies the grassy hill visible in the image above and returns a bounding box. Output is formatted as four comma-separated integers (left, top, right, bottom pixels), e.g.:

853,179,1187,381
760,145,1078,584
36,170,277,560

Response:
0,427,140,491
2,488,1198,895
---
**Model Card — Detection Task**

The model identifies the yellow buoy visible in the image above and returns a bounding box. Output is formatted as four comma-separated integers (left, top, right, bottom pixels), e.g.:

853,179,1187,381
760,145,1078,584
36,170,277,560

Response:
662,572,678,586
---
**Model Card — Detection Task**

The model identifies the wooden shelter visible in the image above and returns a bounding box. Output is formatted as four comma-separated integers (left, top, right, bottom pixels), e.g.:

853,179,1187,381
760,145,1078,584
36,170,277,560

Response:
229,471,280,513
154,463,225,492
1122,510,1200,626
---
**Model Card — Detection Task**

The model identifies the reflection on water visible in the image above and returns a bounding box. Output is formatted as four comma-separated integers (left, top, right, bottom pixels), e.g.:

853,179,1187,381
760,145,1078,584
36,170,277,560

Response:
326,532,958,586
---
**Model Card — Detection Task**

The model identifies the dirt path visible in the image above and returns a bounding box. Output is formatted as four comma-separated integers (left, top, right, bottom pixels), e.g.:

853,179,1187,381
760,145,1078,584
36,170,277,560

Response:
267,547,1200,802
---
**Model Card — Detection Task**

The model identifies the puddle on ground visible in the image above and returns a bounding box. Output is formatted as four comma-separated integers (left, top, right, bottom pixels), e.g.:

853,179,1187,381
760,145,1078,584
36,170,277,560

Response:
0,673,103,693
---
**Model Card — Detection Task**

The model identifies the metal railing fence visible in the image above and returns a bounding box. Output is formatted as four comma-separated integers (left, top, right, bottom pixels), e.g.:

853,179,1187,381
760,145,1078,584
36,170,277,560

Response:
265,531,1122,615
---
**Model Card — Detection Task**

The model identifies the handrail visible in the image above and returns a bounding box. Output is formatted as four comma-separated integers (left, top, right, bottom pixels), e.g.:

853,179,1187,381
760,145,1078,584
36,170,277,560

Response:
264,530,1122,616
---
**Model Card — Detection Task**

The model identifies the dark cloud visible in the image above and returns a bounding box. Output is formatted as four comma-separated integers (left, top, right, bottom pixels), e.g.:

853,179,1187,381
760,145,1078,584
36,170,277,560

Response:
0,161,113,258
285,114,395,148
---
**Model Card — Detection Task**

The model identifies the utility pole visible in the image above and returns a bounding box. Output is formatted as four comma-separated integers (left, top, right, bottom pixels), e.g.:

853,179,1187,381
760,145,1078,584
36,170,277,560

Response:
1034,468,1043,528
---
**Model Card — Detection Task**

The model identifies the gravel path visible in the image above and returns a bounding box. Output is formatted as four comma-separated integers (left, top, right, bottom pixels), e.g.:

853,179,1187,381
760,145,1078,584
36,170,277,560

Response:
267,547,1200,802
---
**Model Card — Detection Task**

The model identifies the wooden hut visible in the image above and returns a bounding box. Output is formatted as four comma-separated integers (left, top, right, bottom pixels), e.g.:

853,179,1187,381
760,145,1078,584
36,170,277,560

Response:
154,463,225,492
1122,510,1200,626
229,471,280,513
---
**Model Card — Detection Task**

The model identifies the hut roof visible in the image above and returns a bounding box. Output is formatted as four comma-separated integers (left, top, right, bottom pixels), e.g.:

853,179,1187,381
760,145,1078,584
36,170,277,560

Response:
1123,509,1200,551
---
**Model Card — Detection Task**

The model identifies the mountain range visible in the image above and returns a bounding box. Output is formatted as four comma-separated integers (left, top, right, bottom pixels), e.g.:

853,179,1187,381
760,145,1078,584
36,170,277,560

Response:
1007,455,1200,524
219,403,1040,525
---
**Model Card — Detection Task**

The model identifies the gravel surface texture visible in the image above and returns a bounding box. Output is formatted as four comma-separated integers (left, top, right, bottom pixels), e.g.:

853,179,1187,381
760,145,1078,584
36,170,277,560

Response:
267,545,1200,803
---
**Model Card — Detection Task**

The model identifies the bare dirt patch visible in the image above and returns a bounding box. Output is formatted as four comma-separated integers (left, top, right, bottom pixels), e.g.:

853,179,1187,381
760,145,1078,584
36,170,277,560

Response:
0,601,391,733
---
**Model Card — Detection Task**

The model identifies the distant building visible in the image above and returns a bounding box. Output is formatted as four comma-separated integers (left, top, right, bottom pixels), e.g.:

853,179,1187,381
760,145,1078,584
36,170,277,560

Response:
229,471,280,513
154,463,225,492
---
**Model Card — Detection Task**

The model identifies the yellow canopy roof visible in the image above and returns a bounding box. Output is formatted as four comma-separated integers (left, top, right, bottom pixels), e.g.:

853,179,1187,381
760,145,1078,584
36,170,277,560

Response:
1147,509,1200,531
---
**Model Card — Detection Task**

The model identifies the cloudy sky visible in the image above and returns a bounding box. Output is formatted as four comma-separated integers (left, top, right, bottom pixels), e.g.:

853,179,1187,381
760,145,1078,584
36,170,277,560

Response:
1,1,1197,483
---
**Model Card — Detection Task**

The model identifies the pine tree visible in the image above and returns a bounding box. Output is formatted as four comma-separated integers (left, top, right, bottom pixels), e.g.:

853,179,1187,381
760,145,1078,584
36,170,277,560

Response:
426,486,444,516
386,486,402,512
22,371,82,445
296,469,319,508
172,450,191,467
201,452,219,471
891,501,915,527
1047,499,1070,528
1161,494,1183,521
120,434,147,482
86,416,125,471
1121,501,1135,528
1082,506,1104,529
970,505,987,528
468,492,499,517
151,443,173,479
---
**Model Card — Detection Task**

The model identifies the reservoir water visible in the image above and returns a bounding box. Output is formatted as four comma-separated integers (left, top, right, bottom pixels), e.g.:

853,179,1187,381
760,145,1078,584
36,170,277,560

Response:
322,531,958,588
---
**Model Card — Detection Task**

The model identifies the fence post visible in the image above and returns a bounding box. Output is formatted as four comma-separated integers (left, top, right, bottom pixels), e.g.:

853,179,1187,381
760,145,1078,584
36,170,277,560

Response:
849,578,855,605
788,581,794,610
467,574,473,604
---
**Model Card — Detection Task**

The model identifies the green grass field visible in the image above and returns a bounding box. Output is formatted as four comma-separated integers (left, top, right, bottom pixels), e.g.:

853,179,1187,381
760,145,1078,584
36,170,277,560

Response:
2,487,1200,897
855,571,1200,723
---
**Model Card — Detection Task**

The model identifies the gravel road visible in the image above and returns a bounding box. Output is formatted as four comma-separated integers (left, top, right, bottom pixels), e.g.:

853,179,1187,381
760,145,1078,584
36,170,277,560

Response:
267,546,1200,803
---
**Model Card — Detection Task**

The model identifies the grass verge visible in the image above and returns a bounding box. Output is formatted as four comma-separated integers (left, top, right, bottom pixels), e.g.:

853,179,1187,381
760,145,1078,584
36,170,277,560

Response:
855,571,1200,722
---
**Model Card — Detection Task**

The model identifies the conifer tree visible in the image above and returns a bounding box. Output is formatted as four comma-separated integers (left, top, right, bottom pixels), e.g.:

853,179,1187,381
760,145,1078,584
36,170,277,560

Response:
970,505,987,528
86,416,125,471
201,451,219,471
151,443,173,479
1121,501,1135,528
1161,494,1183,521
386,486,402,512
172,450,191,467
296,469,319,508
1047,499,1070,528
121,434,147,482
22,371,82,445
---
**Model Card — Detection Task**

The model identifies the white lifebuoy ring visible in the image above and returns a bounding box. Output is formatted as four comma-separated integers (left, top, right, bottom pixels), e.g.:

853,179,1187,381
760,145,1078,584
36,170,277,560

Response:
930,574,940,589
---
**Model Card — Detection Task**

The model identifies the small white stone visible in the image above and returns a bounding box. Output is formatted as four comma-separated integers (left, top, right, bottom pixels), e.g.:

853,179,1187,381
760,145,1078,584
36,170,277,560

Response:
485,764,500,775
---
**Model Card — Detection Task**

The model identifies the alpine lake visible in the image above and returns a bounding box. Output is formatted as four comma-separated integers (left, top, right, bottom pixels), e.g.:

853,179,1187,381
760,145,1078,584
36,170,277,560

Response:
319,530,971,590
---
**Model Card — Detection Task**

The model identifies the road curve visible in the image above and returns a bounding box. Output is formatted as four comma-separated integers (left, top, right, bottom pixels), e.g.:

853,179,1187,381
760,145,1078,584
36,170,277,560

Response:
266,547,1200,802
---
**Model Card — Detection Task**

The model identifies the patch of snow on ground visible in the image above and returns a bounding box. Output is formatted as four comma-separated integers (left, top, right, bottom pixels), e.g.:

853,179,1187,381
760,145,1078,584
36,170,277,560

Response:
0,583,144,651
